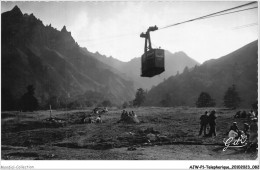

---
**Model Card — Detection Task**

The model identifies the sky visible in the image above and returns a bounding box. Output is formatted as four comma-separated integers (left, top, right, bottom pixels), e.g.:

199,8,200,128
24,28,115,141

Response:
1,1,258,63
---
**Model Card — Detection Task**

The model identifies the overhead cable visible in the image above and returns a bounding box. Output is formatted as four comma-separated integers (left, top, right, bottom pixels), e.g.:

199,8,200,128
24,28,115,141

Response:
159,2,257,30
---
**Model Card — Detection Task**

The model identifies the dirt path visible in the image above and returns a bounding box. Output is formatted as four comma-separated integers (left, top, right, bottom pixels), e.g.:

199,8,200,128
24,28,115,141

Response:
111,144,256,160
2,144,257,160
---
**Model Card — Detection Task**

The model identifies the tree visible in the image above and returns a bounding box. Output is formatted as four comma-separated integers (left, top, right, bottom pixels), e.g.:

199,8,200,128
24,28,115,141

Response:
160,93,172,107
196,92,215,107
133,88,146,107
223,84,241,109
183,66,189,74
20,85,39,112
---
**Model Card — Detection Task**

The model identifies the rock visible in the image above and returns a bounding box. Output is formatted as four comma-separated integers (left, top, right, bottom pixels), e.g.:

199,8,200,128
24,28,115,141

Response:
118,132,135,140
157,135,170,142
93,142,114,150
146,133,157,142
133,136,148,144
144,127,160,134
127,147,137,151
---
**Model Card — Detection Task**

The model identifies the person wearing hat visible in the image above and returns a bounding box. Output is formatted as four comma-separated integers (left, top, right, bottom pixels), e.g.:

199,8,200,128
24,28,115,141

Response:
230,122,239,133
228,122,239,139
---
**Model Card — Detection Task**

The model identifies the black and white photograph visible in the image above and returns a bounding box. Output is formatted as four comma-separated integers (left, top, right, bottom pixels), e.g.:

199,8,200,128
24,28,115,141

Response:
0,0,259,169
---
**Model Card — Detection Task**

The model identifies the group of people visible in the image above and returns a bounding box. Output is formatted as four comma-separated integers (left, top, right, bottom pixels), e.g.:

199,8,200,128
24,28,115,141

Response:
199,110,217,137
121,110,136,120
228,122,249,139
228,117,258,150
234,110,258,119
230,109,258,148
119,110,140,123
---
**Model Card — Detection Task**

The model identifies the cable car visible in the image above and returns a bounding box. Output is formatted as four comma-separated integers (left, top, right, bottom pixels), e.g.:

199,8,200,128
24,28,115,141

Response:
140,25,165,77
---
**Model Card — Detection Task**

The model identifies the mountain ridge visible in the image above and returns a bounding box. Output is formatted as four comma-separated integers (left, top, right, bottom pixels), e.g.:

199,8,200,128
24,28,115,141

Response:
145,40,258,107
90,49,200,90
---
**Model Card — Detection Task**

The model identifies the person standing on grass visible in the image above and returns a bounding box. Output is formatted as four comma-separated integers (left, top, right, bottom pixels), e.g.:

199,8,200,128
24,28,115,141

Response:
249,118,258,143
199,111,208,136
208,110,217,137
246,118,258,152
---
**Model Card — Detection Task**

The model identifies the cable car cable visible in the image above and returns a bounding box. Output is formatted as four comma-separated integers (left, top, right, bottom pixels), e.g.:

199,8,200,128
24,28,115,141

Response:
201,6,257,19
159,2,257,30
81,2,257,45
140,1,257,78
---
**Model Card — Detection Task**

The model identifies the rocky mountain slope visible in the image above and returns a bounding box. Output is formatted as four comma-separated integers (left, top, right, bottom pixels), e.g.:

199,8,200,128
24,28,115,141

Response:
1,6,135,109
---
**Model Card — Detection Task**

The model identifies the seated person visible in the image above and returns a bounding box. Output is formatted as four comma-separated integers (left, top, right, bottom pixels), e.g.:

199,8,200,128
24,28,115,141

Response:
230,122,239,133
228,130,238,142
96,115,102,123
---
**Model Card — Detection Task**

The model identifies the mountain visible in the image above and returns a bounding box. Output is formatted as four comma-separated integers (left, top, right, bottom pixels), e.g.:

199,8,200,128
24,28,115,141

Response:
90,49,200,90
145,40,258,108
1,6,135,110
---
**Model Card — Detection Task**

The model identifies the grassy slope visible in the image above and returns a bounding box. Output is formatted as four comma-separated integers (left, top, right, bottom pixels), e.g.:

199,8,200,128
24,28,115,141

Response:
1,107,257,160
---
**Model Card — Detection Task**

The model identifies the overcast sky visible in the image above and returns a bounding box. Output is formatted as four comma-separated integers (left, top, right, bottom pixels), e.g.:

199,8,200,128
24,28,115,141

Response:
1,1,258,63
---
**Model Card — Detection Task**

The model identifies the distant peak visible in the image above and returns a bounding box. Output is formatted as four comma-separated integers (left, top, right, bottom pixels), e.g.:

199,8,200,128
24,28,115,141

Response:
174,51,187,56
61,25,67,32
11,5,23,15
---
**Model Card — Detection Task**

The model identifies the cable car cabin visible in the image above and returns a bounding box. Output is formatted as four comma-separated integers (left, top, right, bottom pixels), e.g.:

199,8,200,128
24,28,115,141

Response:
141,49,165,77
140,25,165,77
